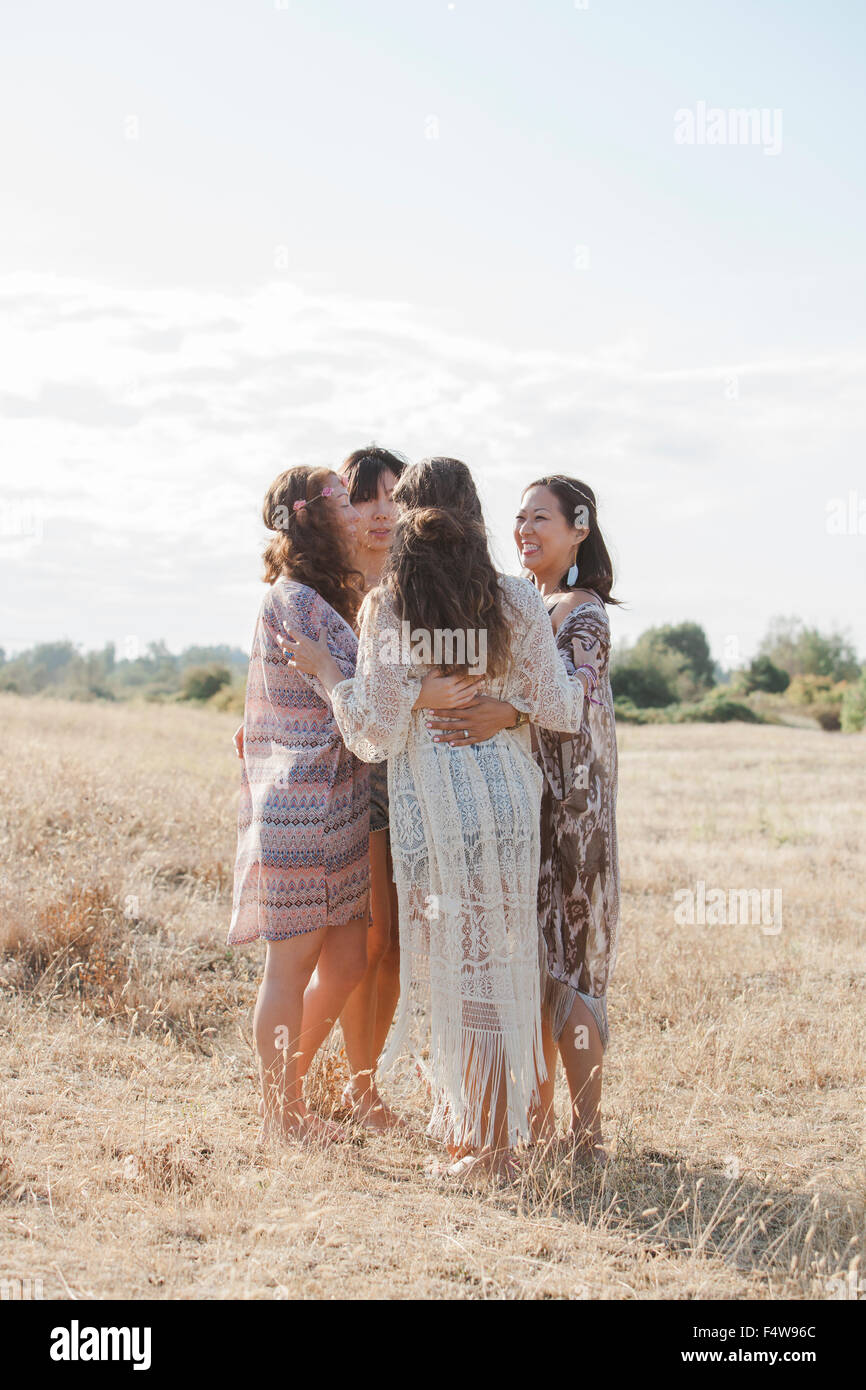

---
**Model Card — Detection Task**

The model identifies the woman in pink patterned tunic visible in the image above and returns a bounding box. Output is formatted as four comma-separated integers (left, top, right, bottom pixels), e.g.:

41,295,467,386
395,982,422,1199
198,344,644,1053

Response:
228,465,372,1146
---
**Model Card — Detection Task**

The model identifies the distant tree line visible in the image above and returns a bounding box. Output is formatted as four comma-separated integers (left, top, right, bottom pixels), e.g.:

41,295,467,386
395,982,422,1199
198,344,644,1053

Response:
0,641,247,709
611,616,865,731
2,616,864,731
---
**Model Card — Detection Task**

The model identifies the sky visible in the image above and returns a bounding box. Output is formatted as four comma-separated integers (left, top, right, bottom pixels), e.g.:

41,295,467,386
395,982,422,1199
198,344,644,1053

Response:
1,0,864,667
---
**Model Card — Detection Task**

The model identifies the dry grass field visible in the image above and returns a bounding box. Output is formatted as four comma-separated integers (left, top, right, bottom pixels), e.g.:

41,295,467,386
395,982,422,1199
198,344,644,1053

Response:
0,693,863,1301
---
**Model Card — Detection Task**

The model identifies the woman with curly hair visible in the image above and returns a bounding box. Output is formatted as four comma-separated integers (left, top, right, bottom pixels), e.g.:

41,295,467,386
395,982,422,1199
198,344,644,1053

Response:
281,458,594,1177
227,466,370,1146
229,464,470,1148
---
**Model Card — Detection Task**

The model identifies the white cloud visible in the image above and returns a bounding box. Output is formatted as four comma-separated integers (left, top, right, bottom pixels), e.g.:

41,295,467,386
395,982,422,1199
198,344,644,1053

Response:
1,272,863,663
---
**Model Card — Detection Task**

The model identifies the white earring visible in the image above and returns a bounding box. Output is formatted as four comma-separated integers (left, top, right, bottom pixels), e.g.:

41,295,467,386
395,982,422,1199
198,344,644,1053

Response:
567,558,579,586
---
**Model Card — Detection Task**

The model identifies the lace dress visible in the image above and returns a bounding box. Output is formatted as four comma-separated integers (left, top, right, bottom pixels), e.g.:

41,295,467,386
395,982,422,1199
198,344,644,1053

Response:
227,579,370,943
329,574,585,1149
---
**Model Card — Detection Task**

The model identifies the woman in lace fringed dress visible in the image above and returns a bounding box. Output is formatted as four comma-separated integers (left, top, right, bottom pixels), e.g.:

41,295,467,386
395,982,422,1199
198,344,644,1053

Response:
280,458,592,1178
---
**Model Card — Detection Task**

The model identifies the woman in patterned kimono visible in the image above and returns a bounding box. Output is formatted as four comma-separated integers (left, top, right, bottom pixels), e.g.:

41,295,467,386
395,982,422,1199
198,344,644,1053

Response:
230,463,470,1148
426,476,619,1162
227,465,370,1146
280,458,593,1178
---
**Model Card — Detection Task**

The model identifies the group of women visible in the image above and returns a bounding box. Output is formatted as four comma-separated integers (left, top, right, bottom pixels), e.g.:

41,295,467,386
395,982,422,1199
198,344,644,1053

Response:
228,449,620,1179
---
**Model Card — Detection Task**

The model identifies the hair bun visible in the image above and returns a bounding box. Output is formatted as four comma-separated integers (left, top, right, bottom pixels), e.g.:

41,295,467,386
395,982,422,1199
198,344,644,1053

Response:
407,506,466,544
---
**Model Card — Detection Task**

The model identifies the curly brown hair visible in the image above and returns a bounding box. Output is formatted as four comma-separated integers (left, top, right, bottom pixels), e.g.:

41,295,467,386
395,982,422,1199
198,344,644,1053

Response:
383,457,513,678
261,466,365,626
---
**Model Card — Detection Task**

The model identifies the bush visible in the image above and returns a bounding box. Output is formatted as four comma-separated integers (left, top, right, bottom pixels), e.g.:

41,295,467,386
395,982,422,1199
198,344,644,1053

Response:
738,655,790,695
210,682,246,715
841,672,866,733
672,697,762,724
787,674,840,706
613,697,649,724
641,622,715,690
812,703,842,732
611,663,679,708
180,664,232,702
758,617,860,683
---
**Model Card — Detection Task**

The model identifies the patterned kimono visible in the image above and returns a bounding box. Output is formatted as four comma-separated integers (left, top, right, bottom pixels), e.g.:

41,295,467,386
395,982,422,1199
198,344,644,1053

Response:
535,596,619,1047
227,579,370,943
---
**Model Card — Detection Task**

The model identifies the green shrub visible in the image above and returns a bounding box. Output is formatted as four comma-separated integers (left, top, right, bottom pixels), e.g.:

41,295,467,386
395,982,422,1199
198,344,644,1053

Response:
180,664,232,702
210,682,246,715
672,697,762,724
841,672,866,733
787,674,841,706
613,697,648,724
738,655,790,694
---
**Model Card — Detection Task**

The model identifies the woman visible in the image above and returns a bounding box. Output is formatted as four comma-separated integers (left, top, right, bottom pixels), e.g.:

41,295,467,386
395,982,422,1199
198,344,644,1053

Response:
281,458,592,1177
227,465,369,1146
230,463,471,1147
336,446,408,1129
426,476,620,1161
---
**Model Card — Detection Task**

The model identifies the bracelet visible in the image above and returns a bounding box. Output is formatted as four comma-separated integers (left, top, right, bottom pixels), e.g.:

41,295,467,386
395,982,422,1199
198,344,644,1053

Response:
576,665,604,707
510,708,530,728
575,664,599,688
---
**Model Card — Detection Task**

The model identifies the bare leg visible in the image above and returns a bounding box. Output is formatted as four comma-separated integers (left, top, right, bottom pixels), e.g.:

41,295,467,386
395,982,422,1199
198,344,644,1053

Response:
371,862,401,1061
254,929,344,1145
557,994,606,1161
444,1062,519,1181
338,834,403,1129
530,1011,558,1144
297,915,368,1080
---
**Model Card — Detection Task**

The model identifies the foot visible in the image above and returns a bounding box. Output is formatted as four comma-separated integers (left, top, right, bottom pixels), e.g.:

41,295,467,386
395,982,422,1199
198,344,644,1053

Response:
530,1118,559,1149
256,1103,348,1149
567,1129,609,1167
340,1083,408,1132
429,1149,520,1183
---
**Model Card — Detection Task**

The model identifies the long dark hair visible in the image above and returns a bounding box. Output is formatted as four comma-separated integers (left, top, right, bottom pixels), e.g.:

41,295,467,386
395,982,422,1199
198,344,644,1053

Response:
261,465,365,626
384,457,513,678
341,445,407,502
524,475,620,605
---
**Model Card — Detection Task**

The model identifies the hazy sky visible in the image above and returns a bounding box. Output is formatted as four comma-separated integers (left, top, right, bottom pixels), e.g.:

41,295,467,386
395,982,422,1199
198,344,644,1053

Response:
1,0,864,665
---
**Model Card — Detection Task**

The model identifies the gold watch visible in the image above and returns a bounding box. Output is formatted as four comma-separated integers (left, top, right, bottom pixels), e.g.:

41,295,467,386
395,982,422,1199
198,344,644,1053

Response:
511,709,530,728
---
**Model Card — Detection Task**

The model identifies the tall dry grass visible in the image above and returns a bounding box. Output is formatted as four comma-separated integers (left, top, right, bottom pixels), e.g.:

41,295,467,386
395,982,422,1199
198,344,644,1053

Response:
0,694,863,1299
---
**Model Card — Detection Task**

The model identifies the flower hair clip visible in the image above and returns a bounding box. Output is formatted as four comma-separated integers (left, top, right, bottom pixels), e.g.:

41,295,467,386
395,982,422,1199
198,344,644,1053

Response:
293,486,333,513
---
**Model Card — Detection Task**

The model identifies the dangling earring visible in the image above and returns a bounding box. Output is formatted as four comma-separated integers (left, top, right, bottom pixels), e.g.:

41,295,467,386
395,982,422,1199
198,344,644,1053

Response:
566,555,579,587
